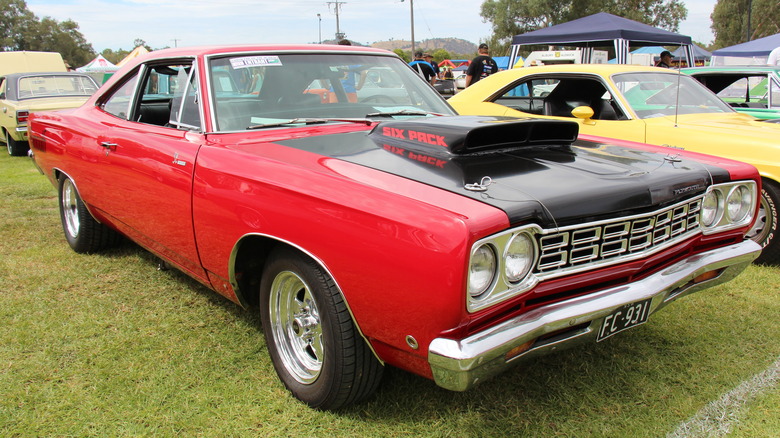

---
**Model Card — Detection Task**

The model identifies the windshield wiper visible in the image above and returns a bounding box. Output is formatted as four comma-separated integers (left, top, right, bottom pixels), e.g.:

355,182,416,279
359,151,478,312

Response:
365,109,444,118
247,117,372,130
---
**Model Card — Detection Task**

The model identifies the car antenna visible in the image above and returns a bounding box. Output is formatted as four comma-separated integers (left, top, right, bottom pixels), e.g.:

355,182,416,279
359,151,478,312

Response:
674,64,682,128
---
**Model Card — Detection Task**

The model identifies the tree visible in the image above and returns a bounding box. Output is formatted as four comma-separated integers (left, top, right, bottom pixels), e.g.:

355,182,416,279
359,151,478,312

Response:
480,0,687,53
0,0,36,50
431,48,452,64
0,0,94,67
393,48,410,62
23,18,94,67
711,0,780,48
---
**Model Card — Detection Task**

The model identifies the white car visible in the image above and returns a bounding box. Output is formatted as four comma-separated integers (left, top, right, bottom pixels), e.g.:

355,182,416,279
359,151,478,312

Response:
453,71,467,89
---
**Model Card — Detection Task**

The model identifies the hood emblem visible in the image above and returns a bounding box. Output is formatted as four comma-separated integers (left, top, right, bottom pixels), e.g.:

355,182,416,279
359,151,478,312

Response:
465,176,493,192
664,153,682,163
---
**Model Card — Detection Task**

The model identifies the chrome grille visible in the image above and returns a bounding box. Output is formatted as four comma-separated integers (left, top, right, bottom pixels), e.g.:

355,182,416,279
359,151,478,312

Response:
536,198,702,275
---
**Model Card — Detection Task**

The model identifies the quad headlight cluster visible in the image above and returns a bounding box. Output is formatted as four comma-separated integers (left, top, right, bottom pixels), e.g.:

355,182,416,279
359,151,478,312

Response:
466,181,757,313
700,181,757,234
467,225,541,312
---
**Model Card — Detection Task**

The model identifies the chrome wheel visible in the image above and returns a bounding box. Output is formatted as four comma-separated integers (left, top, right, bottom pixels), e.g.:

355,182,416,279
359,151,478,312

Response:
5,131,13,155
5,130,28,156
57,175,120,253
747,181,780,264
268,270,323,384
746,189,775,248
61,178,81,239
259,247,384,409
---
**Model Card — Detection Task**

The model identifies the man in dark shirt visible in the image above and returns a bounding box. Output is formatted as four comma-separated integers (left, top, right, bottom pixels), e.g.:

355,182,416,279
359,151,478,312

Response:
655,50,673,68
409,51,437,85
465,43,498,87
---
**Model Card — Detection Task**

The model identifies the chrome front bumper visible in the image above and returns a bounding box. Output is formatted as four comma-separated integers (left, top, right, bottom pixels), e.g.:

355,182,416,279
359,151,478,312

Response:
428,240,761,391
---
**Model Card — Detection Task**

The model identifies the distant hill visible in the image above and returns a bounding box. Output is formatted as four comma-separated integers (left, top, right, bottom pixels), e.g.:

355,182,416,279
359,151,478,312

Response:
371,38,477,57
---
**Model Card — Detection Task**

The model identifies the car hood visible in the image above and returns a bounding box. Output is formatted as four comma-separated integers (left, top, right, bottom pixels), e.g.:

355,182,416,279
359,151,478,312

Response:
275,116,726,228
648,112,780,139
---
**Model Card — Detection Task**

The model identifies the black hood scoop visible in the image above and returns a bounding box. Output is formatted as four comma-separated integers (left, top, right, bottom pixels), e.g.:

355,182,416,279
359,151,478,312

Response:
368,116,579,156
274,115,726,228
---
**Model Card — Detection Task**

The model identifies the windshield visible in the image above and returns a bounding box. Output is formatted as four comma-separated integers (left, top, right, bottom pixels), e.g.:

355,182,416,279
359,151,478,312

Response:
207,53,454,131
17,75,98,99
613,72,734,119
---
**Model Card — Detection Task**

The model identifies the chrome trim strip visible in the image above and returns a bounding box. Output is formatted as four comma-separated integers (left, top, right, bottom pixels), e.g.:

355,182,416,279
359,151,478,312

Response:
536,196,703,280
429,240,761,392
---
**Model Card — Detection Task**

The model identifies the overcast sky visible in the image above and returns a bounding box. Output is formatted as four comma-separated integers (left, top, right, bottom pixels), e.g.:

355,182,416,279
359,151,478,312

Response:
26,0,718,53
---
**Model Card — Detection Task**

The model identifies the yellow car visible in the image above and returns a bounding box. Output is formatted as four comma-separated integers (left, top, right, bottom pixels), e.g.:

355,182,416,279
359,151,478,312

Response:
1,72,99,156
449,64,780,264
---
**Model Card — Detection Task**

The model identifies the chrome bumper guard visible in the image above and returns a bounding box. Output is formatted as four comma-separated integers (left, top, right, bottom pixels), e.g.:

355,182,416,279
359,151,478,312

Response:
428,240,761,391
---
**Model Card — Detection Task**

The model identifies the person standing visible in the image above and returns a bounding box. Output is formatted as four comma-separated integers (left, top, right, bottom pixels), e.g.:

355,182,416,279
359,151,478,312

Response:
655,50,673,68
424,53,441,79
409,51,437,85
768,46,780,66
465,43,498,87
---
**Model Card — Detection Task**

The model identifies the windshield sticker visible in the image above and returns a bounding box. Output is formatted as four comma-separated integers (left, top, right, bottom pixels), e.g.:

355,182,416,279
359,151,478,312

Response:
230,56,282,69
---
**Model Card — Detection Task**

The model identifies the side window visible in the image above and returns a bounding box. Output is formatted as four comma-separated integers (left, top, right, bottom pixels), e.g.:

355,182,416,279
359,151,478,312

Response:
135,62,198,128
102,71,140,119
168,65,201,131
492,79,559,115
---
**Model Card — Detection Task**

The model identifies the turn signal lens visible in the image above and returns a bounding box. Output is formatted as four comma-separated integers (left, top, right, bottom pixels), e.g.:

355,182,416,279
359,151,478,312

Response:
16,110,29,124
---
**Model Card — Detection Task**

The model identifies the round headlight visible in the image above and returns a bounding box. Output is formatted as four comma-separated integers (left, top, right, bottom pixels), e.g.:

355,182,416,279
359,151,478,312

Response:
701,189,722,227
505,233,535,284
726,185,753,223
469,244,496,298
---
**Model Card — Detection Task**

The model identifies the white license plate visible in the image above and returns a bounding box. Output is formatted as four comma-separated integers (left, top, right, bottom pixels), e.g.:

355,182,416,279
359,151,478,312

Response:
596,298,652,342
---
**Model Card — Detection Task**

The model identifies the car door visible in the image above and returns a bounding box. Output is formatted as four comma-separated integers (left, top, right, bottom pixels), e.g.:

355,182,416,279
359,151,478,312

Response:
490,75,647,143
92,59,207,281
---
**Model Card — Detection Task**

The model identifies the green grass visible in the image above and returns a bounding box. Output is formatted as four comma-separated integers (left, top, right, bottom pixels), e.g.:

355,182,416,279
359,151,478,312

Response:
1,152,779,436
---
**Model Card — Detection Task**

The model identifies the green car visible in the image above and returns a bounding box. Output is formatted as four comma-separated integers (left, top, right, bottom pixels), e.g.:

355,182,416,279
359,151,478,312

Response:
682,66,780,120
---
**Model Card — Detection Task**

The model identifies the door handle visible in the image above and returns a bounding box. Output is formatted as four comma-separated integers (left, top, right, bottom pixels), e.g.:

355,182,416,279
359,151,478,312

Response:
100,142,118,150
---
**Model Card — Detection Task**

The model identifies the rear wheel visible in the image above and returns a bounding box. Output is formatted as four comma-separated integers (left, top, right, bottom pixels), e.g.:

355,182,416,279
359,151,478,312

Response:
5,130,28,157
746,179,779,264
259,247,383,410
58,175,120,253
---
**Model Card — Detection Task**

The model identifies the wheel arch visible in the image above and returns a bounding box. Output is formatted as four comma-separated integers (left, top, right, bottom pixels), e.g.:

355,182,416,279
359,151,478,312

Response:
228,233,383,363
53,168,101,221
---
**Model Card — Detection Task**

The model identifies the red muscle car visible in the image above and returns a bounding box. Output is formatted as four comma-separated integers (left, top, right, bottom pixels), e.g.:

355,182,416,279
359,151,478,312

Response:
28,45,762,410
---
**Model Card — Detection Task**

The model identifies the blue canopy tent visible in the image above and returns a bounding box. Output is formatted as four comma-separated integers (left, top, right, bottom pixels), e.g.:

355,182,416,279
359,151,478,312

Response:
713,33,780,56
509,12,694,69
711,33,780,65
673,44,711,66
493,56,509,70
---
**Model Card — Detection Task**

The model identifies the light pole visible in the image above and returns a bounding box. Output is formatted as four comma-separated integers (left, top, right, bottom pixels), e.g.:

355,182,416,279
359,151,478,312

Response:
328,1,346,41
401,0,414,56
317,13,322,44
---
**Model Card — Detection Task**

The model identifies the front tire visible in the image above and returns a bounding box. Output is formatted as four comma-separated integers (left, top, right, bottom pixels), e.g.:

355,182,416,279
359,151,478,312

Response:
5,130,28,157
58,176,120,253
746,179,779,264
259,247,383,410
